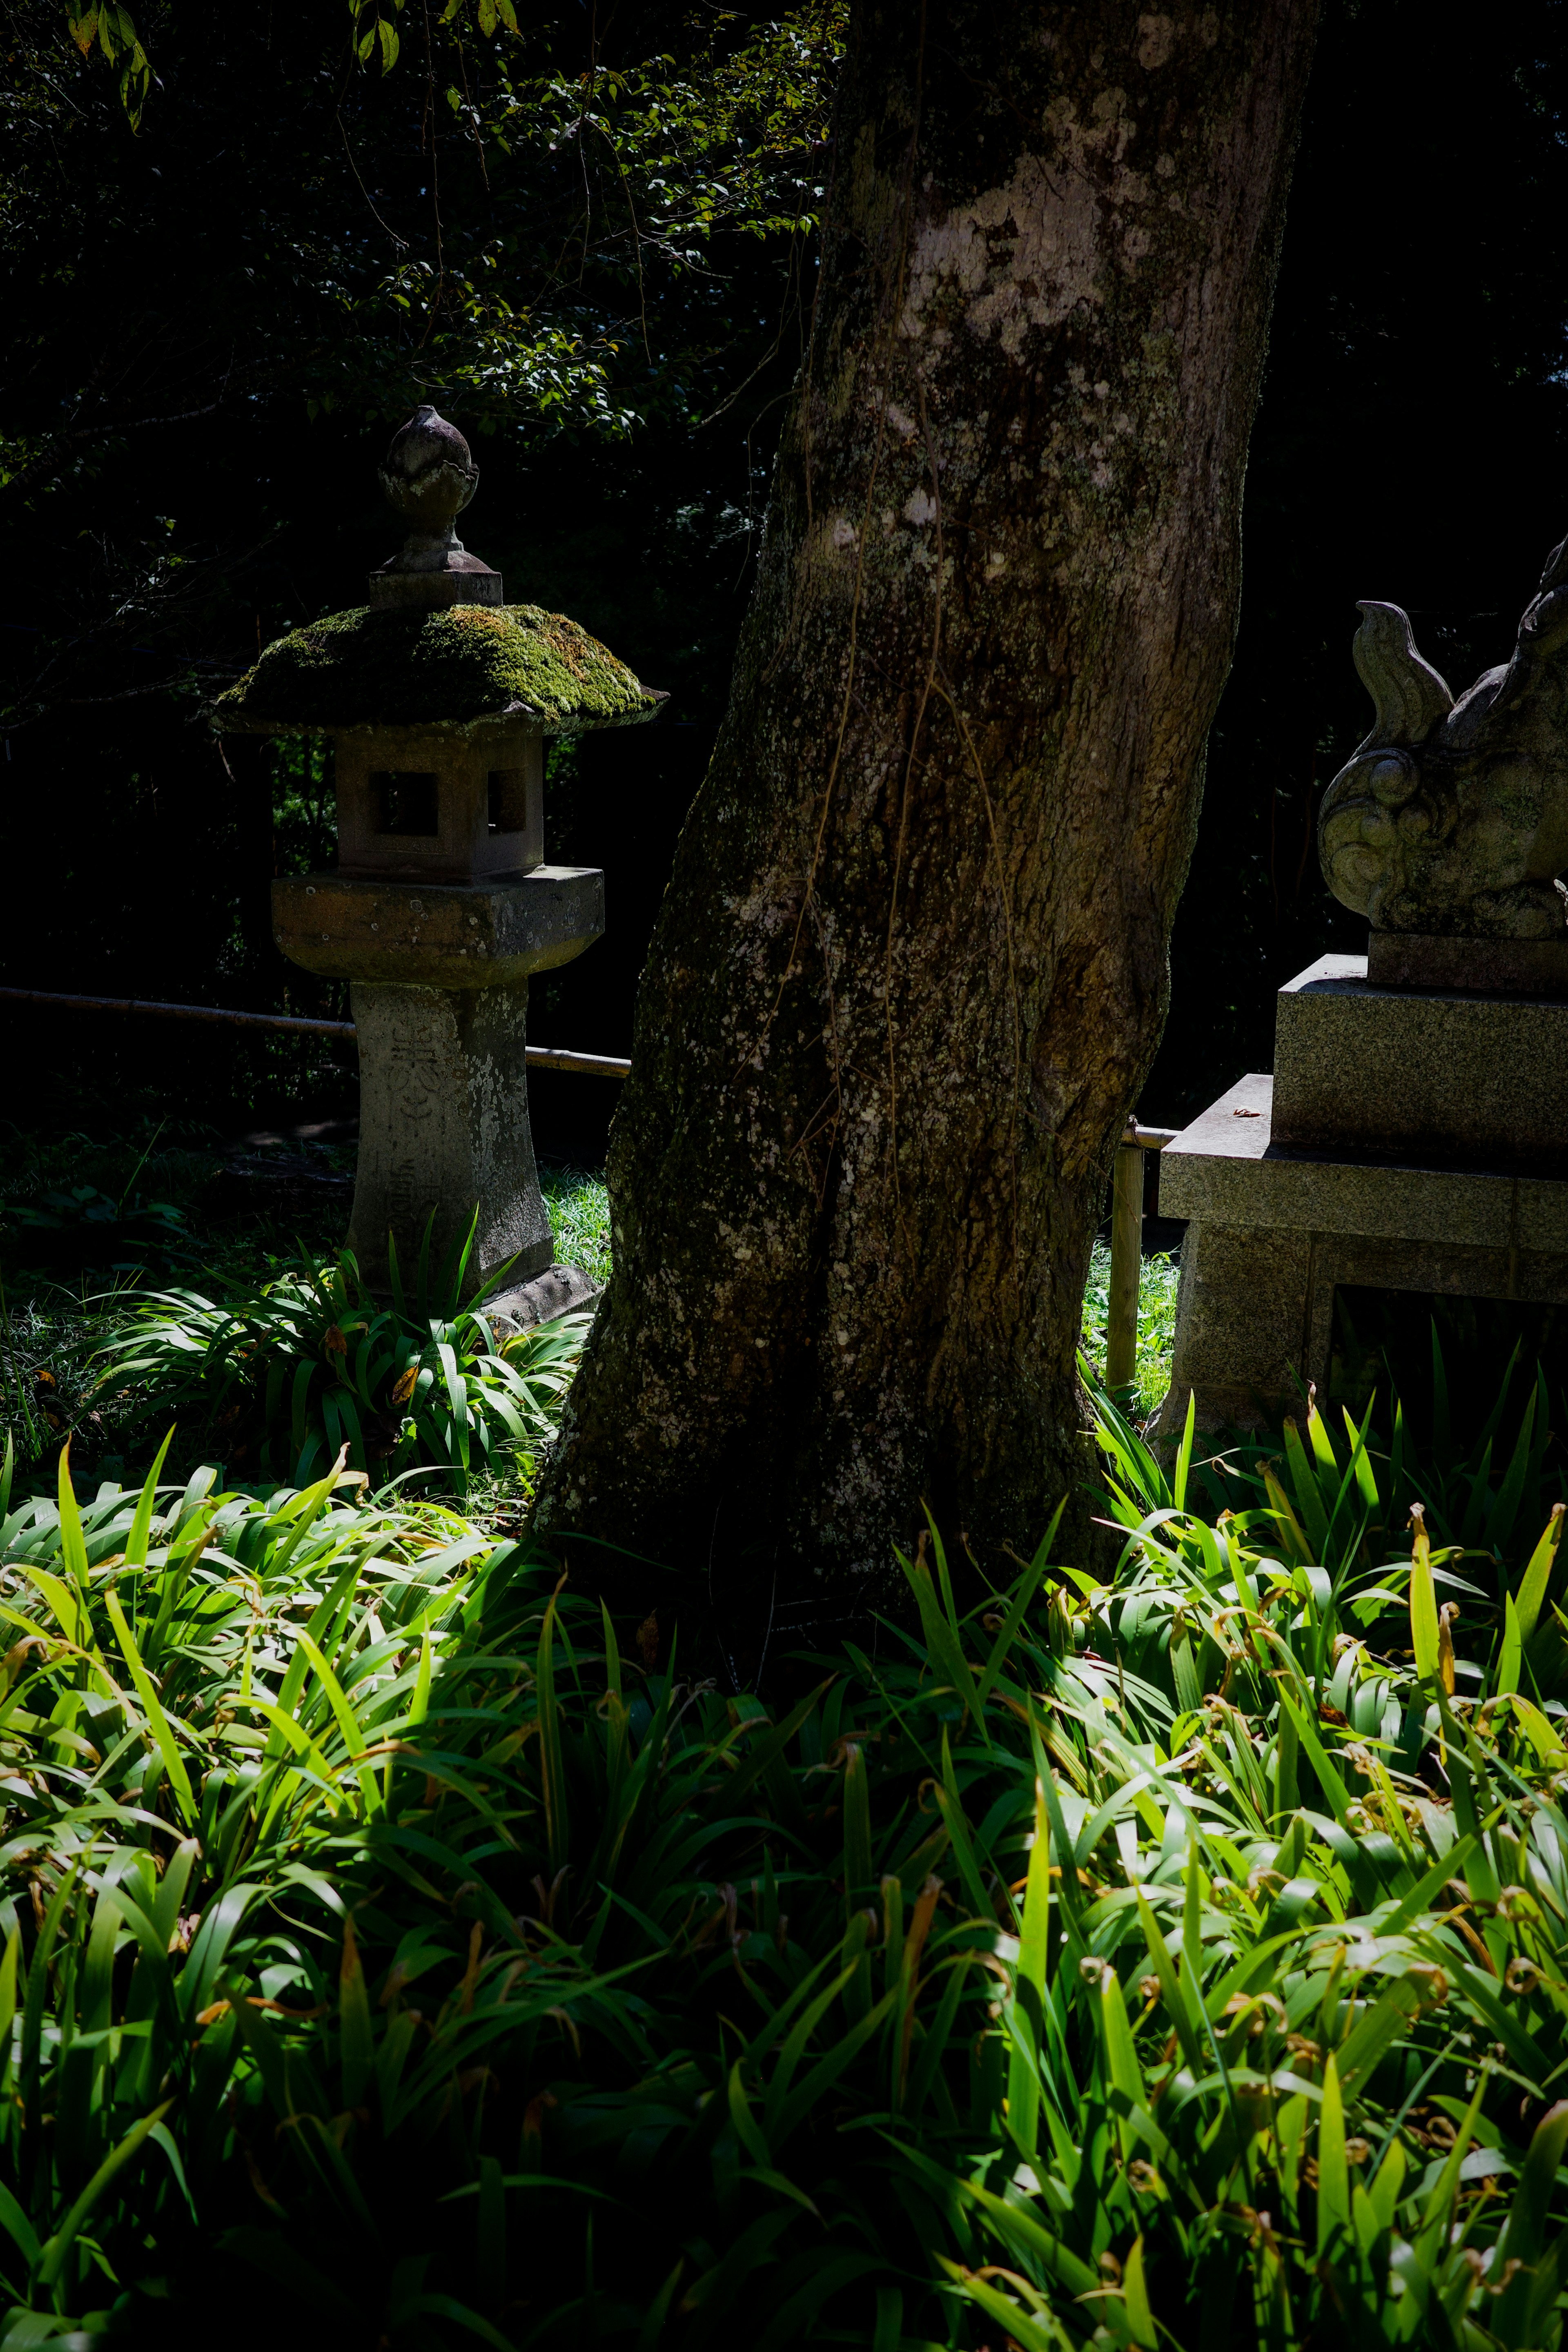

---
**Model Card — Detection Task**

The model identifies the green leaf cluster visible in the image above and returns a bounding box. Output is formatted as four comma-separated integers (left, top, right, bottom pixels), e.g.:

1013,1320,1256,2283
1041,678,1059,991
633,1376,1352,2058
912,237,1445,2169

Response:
90,1226,586,1492
62,2,149,128
9,0,844,505
0,1361,1566,2345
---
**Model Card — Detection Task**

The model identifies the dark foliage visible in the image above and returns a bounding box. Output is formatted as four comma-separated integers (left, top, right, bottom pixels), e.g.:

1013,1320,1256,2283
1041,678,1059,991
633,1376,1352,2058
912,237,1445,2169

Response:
2,0,1566,1167
1144,0,1568,1129
3,1377,1568,2348
0,0,824,1150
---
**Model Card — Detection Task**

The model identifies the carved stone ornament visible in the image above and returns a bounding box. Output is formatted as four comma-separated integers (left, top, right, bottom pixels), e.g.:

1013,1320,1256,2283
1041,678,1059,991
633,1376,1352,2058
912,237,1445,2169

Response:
370,404,502,607
1319,532,1568,942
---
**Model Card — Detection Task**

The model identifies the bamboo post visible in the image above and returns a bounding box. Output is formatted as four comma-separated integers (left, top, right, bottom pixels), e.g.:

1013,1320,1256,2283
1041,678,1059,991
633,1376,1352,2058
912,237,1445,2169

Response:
1106,1123,1181,1399
1107,1139,1143,1394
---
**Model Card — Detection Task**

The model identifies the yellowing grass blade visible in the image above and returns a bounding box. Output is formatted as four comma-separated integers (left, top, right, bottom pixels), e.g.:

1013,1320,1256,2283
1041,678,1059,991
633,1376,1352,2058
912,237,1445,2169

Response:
1408,1503,1439,1682
1516,1501,1564,1643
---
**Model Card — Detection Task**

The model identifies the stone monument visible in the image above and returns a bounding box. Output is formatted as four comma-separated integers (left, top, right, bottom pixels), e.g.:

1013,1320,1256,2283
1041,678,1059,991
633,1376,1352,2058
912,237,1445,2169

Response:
1155,531,1568,1431
213,407,664,1318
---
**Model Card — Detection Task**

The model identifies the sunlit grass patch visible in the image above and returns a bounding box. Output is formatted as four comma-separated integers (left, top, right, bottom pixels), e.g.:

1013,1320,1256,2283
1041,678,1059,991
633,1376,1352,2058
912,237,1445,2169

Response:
540,1162,612,1287
1080,1238,1181,1416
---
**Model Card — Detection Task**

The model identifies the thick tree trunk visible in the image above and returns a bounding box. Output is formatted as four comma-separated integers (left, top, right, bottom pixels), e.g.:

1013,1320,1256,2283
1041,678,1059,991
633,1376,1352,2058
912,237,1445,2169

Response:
536,0,1318,1602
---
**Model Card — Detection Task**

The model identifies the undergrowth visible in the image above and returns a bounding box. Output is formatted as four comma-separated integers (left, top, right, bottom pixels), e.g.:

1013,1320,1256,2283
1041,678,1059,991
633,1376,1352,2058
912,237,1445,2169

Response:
91,1223,588,1494
1,1361,1566,2348
540,1167,612,1290
5,1160,1179,1503
0,1154,609,1495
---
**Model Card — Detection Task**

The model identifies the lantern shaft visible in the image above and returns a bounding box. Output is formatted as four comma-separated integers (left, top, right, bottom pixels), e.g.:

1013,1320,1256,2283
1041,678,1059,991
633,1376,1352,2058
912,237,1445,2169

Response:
350,981,553,1292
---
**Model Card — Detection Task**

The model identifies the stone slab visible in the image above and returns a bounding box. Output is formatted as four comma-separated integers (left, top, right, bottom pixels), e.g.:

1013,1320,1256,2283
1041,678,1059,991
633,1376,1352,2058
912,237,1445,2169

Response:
1367,930,1568,997
273,865,604,989
1152,1220,1316,1432
486,1262,600,1335
1158,1075,1546,1247
1152,1075,1568,1434
366,567,504,610
1270,954,1568,1173
1154,1213,1568,1438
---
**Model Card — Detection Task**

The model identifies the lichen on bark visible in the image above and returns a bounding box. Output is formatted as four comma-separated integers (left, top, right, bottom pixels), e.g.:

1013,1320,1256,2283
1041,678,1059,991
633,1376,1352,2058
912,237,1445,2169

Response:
216,602,657,731
535,0,1320,1620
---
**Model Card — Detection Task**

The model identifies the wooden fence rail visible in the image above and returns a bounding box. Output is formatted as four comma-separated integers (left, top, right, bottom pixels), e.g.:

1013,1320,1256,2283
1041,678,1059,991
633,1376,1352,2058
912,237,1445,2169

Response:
2,986,1176,1387
0,986,633,1079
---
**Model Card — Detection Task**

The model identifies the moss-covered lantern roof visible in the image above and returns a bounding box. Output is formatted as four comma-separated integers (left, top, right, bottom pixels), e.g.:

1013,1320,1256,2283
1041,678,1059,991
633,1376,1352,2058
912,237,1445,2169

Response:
212,601,664,737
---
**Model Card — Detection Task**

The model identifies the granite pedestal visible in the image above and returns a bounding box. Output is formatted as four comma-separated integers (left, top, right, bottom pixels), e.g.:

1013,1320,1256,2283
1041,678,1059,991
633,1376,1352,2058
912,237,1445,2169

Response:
1154,953,1568,1432
1271,955,1568,1172
276,866,604,1297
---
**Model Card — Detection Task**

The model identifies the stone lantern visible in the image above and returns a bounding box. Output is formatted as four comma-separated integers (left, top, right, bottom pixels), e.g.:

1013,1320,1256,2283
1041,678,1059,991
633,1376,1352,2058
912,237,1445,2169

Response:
213,407,663,1312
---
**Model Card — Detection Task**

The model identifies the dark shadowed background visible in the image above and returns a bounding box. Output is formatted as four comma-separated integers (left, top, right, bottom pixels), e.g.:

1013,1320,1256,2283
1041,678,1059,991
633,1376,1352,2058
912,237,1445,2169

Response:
3,0,1565,1180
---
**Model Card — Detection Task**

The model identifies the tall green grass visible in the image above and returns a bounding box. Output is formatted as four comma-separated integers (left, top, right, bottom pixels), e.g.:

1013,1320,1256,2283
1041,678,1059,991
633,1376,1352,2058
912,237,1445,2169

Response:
539,1165,613,1290
2,1359,1567,2348
91,1243,586,1492
2,1159,609,1495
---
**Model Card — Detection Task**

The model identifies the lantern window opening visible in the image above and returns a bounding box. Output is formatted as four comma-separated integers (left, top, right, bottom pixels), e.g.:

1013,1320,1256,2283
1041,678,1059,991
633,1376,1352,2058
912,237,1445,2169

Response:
488,768,531,835
373,770,440,837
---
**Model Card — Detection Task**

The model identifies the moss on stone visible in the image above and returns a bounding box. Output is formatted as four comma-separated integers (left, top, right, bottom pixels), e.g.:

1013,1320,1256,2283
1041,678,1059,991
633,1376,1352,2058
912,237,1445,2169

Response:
215,602,659,731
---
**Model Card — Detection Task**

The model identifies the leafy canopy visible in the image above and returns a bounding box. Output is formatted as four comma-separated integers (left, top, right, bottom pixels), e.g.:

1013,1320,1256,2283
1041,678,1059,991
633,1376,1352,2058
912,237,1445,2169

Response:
7,0,843,505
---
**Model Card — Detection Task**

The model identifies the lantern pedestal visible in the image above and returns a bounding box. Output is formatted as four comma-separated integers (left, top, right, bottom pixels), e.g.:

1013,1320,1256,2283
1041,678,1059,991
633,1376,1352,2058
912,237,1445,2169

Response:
271,865,604,992
349,980,549,1295
274,864,605,1298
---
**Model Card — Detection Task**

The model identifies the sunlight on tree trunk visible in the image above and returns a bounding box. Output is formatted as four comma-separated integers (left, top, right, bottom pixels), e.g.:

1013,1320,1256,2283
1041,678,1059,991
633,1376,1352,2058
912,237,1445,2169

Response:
536,0,1320,1603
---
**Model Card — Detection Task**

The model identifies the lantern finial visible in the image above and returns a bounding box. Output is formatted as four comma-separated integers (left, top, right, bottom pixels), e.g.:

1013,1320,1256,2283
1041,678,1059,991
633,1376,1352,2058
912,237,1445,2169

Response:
369,404,502,609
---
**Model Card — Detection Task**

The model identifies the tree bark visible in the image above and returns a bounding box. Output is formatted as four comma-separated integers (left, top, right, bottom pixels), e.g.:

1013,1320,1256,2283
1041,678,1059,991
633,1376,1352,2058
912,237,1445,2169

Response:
535,0,1319,1602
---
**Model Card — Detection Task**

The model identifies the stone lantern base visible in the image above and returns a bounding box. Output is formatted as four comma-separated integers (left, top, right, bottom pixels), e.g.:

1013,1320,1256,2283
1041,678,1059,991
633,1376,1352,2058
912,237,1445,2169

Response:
274,864,605,1302
350,981,551,1294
